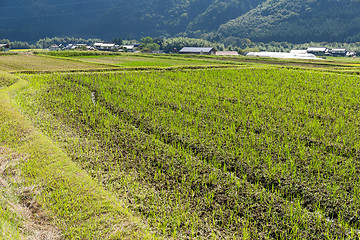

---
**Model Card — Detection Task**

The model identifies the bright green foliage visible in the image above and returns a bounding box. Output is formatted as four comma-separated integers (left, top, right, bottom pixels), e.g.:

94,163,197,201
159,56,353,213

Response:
0,80,155,239
14,67,360,239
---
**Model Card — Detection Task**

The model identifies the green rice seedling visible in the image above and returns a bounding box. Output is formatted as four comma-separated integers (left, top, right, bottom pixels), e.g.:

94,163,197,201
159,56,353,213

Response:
11,65,360,239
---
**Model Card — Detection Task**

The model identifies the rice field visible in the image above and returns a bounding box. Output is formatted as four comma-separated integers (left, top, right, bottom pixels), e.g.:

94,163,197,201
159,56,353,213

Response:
74,55,231,67
0,53,111,72
6,62,358,239
2,52,360,238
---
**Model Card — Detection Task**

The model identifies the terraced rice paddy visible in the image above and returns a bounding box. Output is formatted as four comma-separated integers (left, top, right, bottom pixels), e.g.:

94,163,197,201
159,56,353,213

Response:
74,55,229,67
0,53,110,72
2,52,360,239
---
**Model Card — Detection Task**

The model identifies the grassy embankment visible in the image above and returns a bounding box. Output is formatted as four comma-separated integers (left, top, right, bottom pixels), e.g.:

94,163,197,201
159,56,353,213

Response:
0,70,156,239
0,72,24,239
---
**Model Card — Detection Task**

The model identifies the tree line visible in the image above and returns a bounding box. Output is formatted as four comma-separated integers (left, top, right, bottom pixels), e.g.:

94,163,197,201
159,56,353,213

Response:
1,36,359,55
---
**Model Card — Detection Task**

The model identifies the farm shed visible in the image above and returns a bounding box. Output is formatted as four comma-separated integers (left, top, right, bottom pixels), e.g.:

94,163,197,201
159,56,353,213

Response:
330,48,347,57
215,51,239,56
49,45,60,51
101,43,118,51
307,47,328,56
94,42,103,49
122,45,137,52
0,44,10,51
94,43,119,51
179,47,216,55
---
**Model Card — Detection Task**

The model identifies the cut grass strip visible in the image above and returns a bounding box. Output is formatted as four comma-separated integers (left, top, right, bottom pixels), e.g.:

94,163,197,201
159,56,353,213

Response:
0,79,157,239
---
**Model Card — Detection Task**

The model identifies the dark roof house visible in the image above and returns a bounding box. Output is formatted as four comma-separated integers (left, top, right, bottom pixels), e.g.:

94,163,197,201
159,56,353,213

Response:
330,48,347,57
179,47,216,55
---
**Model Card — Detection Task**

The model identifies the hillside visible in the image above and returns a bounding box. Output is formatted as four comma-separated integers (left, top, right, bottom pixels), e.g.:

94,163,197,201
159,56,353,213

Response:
1,0,265,41
0,0,115,41
86,0,266,38
218,0,360,43
1,0,360,43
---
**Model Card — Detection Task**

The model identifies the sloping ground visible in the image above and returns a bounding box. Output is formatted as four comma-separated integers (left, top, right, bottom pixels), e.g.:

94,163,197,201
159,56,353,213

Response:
0,147,61,240
0,77,156,239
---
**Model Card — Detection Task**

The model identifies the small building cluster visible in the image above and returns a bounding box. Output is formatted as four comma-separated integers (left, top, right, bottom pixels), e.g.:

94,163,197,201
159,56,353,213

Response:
0,44,10,51
246,47,357,59
43,43,357,58
306,47,355,57
47,44,242,56
178,47,239,56
48,42,141,52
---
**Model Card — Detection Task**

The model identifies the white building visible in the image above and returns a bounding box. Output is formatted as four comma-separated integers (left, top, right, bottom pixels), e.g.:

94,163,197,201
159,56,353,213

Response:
307,47,328,56
246,51,318,59
94,43,119,51
122,45,137,52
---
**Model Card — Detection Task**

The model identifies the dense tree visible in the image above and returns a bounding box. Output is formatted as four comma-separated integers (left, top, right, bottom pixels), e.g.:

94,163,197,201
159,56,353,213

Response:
140,37,160,52
112,38,123,45
2,0,360,43
218,0,360,43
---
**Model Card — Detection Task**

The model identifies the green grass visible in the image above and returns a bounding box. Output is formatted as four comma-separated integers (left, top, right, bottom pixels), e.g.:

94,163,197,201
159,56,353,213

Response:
77,56,214,67
3,52,360,239
13,67,360,239
0,79,156,239
0,190,24,240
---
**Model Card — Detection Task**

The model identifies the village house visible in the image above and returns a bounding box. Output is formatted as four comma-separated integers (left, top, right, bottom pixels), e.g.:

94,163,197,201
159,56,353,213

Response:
0,44,10,51
306,47,328,56
94,43,119,51
74,44,91,50
330,48,347,57
179,47,216,55
121,45,137,52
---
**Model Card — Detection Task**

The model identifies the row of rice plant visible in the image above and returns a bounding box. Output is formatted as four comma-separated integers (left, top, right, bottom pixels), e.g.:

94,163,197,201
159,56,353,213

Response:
66,68,360,224
14,68,360,239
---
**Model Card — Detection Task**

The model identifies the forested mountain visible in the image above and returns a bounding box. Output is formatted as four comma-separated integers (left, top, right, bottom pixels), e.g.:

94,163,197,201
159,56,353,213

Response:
1,0,360,43
218,0,360,43
0,0,116,41
86,0,266,39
